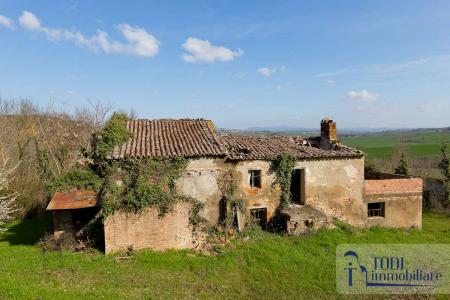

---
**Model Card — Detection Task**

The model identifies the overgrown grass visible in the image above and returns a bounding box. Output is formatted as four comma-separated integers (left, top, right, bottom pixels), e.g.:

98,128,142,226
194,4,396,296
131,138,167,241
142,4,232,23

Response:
0,213,449,299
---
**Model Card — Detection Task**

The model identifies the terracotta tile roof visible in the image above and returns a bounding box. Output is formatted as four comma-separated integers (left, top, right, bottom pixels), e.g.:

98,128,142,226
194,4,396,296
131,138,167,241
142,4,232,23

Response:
111,119,225,158
46,190,99,210
110,118,362,160
220,135,363,160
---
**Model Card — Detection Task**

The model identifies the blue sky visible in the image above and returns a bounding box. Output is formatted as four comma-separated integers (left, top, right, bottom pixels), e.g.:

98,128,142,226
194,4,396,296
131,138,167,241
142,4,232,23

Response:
1,1,450,129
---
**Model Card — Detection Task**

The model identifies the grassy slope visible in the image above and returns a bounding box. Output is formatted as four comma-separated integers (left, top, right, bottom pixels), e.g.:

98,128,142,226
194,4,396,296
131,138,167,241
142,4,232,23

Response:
0,213,449,299
340,131,450,159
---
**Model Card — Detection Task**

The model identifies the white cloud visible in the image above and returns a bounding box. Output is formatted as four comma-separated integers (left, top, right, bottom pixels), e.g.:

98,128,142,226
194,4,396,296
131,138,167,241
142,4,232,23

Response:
18,11,159,57
0,15,13,29
257,65,286,77
182,37,243,63
327,79,336,85
258,67,274,77
343,89,379,103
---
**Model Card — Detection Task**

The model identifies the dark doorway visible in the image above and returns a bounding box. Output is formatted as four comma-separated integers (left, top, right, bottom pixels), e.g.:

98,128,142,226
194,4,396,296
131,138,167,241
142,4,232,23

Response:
250,207,267,229
290,169,305,204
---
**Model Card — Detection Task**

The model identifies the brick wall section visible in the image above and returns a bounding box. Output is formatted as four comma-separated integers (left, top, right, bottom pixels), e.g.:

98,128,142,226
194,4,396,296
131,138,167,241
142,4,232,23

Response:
104,203,194,254
364,178,423,195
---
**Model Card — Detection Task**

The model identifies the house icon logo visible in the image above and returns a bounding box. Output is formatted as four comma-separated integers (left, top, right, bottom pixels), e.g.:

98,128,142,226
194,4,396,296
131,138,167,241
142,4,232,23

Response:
343,250,364,287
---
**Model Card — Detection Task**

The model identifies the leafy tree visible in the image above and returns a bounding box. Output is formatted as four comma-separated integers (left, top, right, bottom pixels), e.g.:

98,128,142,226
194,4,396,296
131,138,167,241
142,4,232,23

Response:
438,144,450,181
394,153,410,176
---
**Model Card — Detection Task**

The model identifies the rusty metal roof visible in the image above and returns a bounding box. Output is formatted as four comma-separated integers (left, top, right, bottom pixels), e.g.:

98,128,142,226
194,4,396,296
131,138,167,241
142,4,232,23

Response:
111,119,225,159
46,190,99,210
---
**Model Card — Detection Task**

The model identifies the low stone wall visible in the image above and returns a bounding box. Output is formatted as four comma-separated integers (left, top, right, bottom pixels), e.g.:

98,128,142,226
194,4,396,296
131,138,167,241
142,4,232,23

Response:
364,177,423,229
104,203,195,254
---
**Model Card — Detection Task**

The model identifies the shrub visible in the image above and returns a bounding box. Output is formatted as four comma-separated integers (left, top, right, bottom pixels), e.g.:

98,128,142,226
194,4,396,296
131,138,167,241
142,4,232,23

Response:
394,153,410,176
44,166,103,196
364,160,378,174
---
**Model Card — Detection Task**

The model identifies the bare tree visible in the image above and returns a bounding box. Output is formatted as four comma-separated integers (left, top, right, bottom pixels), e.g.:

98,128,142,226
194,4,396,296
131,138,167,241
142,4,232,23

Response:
0,147,19,231
0,98,115,218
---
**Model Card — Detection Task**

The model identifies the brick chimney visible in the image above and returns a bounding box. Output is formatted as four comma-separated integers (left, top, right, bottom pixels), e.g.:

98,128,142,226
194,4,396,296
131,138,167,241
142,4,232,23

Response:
320,118,337,142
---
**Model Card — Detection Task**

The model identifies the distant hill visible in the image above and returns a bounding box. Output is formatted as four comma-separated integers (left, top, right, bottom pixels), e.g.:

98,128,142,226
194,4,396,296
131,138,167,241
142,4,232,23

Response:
219,126,450,138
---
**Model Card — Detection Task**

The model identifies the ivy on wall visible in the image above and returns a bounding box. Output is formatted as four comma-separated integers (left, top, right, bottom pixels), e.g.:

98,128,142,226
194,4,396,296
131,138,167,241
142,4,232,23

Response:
42,113,205,227
273,154,296,210
217,169,245,229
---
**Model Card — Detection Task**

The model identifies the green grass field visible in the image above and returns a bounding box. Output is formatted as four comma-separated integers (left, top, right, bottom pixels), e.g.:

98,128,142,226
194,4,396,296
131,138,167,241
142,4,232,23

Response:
340,130,450,159
1,213,449,299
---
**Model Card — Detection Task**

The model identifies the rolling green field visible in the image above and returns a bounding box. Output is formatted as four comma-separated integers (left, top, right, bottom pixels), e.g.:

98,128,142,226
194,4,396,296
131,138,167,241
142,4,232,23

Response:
340,130,450,159
1,213,449,299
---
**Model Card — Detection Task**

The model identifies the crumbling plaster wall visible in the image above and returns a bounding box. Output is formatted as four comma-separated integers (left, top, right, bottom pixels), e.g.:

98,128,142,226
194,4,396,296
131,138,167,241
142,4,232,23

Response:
176,158,227,225
233,157,365,225
175,157,365,226
296,158,365,226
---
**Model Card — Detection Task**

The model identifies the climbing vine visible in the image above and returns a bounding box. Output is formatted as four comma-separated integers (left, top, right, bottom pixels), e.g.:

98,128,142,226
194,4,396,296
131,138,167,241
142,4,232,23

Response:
86,112,133,176
273,154,296,210
217,169,245,229
104,156,191,218
44,113,205,227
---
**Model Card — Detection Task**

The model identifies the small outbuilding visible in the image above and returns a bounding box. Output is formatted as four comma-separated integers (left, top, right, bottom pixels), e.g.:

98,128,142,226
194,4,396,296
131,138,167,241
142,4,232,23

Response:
46,190,99,239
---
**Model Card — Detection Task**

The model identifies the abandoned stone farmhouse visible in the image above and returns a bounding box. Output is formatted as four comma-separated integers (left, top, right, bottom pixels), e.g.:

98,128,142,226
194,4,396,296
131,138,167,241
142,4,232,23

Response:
47,118,423,253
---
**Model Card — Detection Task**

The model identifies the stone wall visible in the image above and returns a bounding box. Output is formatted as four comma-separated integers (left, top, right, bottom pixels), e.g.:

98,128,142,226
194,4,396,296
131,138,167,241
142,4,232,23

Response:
364,178,423,228
104,202,195,254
